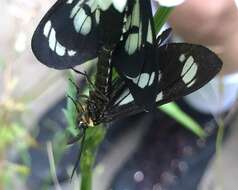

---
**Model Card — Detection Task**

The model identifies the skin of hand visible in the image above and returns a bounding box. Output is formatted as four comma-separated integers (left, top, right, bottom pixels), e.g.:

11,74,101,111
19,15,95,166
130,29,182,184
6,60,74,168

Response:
168,0,238,75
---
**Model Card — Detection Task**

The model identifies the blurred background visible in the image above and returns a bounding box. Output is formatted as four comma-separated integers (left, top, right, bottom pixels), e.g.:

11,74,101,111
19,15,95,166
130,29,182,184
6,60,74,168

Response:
0,0,238,189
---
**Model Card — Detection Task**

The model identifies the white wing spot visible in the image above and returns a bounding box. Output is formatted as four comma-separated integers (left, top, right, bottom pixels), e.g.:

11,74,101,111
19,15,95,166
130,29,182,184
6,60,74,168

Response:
182,62,198,84
148,72,155,86
66,0,74,4
82,17,92,35
95,9,100,24
127,72,155,89
124,0,141,55
112,0,127,12
158,70,162,82
49,28,56,51
114,89,130,105
179,54,186,63
119,93,134,105
68,50,77,56
124,15,132,32
70,0,84,18
45,25,78,57
86,0,97,13
97,0,112,11
131,0,140,27
56,42,66,56
125,34,139,55
74,9,92,35
156,92,163,102
138,73,150,88
181,56,194,76
187,79,196,88
146,21,153,44
44,21,51,37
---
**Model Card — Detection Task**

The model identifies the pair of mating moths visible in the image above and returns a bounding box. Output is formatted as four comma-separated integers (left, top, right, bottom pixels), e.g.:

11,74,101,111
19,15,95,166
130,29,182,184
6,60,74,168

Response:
32,0,222,126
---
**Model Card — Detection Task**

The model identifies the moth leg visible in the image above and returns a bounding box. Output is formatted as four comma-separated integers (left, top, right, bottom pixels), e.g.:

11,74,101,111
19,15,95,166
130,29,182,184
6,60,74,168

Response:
110,78,126,101
77,94,89,100
68,78,80,91
72,68,109,101
72,83,108,103
67,129,84,145
90,90,110,103
68,78,89,99
72,68,96,89
67,95,82,112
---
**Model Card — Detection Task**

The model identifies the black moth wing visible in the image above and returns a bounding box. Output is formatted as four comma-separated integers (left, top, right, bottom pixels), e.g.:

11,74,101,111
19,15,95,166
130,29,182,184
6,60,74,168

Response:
32,0,127,69
104,41,222,122
155,43,222,106
112,0,161,110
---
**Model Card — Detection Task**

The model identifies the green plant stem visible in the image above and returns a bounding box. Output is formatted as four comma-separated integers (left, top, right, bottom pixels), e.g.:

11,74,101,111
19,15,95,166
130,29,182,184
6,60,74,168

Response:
80,127,106,190
80,162,92,190
160,103,206,138
80,149,93,190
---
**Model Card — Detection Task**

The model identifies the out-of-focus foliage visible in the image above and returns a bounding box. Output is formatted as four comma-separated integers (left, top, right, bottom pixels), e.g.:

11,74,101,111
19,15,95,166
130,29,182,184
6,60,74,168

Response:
63,72,78,136
64,62,96,136
0,61,35,188
160,103,206,138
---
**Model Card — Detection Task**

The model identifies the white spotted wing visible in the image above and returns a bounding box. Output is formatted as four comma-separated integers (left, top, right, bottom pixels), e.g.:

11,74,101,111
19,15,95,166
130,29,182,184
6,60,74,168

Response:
154,43,222,105
32,0,128,69
112,0,159,110
105,40,222,121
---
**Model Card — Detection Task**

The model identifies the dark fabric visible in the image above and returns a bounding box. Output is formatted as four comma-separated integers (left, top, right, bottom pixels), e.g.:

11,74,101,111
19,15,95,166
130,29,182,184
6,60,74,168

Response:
27,97,230,190
110,99,228,190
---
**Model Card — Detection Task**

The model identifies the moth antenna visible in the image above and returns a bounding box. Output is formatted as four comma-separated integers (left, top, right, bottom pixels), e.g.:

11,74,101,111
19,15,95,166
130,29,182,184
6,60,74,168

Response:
77,94,90,100
72,68,109,101
68,77,91,101
70,126,87,180
71,68,95,88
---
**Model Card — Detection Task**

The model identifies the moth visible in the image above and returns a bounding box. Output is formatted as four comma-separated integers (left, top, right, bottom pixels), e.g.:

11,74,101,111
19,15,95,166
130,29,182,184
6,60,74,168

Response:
31,0,130,68
31,0,169,109
31,0,222,176
67,27,222,176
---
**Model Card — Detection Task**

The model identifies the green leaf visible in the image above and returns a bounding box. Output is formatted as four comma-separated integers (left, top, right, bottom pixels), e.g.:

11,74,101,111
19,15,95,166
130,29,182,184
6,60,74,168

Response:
64,72,78,135
154,6,173,33
159,102,207,138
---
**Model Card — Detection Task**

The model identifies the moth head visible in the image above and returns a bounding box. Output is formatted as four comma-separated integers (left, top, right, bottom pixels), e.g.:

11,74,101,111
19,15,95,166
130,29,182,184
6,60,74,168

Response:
78,110,94,128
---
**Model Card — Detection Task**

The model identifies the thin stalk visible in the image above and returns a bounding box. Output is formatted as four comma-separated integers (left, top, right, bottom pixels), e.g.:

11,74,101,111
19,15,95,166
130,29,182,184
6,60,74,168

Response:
80,157,93,190
79,127,106,190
